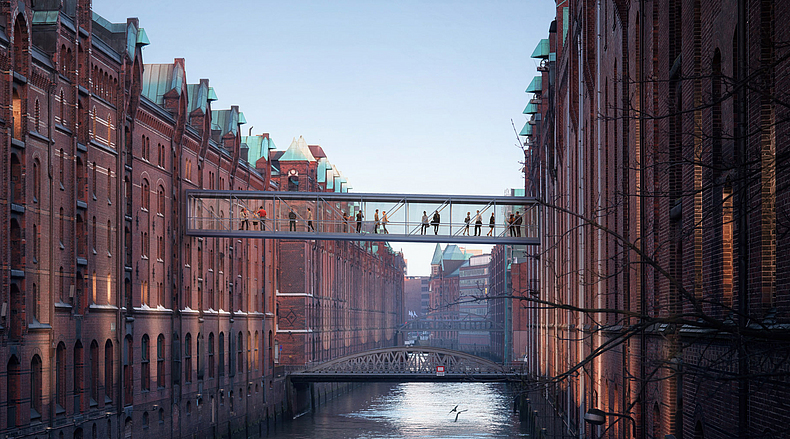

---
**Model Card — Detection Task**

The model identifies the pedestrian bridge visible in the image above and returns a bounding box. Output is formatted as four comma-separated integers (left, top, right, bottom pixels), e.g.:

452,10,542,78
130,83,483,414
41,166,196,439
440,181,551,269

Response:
185,190,539,245
287,346,522,383
399,311,504,332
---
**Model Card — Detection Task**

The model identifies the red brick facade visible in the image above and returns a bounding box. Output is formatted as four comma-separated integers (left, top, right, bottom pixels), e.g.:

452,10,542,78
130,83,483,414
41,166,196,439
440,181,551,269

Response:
0,2,403,438
523,1,790,438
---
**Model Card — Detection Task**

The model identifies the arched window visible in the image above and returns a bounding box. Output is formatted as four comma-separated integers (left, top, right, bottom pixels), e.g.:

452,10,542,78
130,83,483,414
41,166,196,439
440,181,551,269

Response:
218,332,225,377
59,207,65,248
33,158,40,202
10,219,21,271
30,355,42,419
56,342,66,411
76,214,86,257
123,335,133,405
157,334,165,388
105,339,114,403
74,341,84,412
7,356,20,427
59,266,65,303
31,282,39,323
90,340,99,404
208,333,215,379
158,185,165,214
141,179,150,210
197,333,203,380
247,331,251,371
107,220,112,256
237,332,243,374
76,157,85,201
141,334,150,391
184,333,193,383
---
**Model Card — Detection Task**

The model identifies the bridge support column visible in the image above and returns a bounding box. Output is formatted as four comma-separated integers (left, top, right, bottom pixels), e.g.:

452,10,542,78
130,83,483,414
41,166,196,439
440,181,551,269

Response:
286,377,313,417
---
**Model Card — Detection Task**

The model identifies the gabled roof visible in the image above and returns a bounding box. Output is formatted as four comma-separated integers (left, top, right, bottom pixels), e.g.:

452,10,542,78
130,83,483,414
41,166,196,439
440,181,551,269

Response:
142,62,185,105
309,145,326,159
186,81,209,115
317,158,332,183
430,244,444,265
211,108,240,137
531,38,550,59
526,76,542,94
279,136,316,162
242,134,275,163
442,244,468,261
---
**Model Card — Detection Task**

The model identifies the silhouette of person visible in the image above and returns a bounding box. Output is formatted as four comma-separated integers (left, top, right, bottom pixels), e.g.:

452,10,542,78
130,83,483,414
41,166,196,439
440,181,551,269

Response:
432,211,440,235
343,211,349,233
374,209,380,234
257,206,267,231
356,210,363,233
382,211,389,234
514,211,522,237
463,212,471,236
474,210,482,236
307,207,314,231
288,208,297,231
421,211,429,235
239,207,249,230
508,213,515,236
487,212,495,236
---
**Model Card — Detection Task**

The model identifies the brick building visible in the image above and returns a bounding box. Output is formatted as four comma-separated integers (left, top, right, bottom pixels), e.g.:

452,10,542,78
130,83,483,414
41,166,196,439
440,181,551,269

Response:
521,1,790,438
0,2,403,438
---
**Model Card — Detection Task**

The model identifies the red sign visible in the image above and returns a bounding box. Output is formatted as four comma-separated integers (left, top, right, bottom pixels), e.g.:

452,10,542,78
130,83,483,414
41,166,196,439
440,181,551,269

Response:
436,365,446,377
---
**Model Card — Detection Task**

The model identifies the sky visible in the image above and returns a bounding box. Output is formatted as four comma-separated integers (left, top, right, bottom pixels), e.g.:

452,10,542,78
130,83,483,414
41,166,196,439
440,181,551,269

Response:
93,0,556,276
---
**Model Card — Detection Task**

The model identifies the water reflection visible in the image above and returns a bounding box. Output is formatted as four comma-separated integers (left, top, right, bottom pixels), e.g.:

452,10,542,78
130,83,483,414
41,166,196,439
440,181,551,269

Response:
267,382,529,438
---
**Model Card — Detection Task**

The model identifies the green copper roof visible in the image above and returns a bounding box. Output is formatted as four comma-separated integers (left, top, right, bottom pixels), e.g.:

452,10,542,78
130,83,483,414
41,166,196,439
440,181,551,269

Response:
317,158,329,183
207,87,218,101
142,62,185,105
238,112,247,125
92,12,125,33
137,28,150,46
279,136,316,162
442,245,468,261
526,76,542,93
531,39,550,59
523,102,539,114
430,244,444,265
211,109,239,137
242,135,273,163
186,82,208,115
519,122,532,136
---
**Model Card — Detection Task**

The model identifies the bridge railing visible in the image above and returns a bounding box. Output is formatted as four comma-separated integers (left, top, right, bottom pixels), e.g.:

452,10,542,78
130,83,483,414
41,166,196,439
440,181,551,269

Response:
185,190,540,244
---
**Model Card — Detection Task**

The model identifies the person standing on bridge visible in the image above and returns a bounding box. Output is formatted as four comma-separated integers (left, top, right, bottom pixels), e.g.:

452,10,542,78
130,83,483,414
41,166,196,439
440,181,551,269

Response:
514,211,522,237
432,211,440,235
463,212,471,236
487,212,495,236
307,207,314,231
239,207,250,230
382,211,389,234
507,213,515,236
343,211,349,233
257,206,267,231
373,209,380,234
289,208,297,231
474,210,483,236
356,210,363,233
421,211,429,235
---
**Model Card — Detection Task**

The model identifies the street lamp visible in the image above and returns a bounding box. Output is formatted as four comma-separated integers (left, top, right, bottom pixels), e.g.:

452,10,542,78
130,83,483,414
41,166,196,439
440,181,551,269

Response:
584,408,637,437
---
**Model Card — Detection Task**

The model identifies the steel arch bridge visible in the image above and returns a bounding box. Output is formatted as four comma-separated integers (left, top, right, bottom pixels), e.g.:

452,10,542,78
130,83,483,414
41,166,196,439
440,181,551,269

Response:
399,311,504,332
287,346,521,383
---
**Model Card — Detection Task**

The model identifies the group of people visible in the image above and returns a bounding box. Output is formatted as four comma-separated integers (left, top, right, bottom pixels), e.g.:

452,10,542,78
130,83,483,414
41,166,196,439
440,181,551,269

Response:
238,206,268,230
237,206,522,238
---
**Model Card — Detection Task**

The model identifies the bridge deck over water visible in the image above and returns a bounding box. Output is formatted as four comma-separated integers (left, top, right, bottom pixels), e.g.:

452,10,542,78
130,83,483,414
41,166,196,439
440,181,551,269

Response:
185,190,539,245
288,346,525,383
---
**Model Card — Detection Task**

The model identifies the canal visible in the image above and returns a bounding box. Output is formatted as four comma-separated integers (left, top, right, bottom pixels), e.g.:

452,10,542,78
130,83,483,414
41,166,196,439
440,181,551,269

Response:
266,382,530,438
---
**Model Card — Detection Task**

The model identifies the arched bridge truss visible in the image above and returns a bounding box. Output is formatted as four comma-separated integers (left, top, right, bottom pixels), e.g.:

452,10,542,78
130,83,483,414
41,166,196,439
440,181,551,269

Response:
288,346,521,383
399,311,504,332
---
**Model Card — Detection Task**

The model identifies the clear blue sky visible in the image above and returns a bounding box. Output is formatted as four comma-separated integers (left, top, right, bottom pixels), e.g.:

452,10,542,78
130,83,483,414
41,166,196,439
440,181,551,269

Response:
93,0,556,275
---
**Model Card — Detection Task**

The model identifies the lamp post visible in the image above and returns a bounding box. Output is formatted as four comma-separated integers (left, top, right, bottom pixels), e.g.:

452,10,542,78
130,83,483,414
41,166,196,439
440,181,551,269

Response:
584,408,637,438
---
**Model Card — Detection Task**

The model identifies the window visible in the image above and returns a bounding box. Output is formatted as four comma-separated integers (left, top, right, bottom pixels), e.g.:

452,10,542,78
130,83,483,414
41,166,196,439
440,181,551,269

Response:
59,207,65,248
12,89,21,140
237,332,243,374
7,356,20,427
105,339,113,403
218,333,225,377
74,341,84,412
92,162,97,198
32,283,39,323
106,114,112,148
32,224,38,263
141,335,150,391
208,333,215,379
59,149,65,188
158,185,165,214
254,332,259,370
106,220,112,256
123,336,133,405
184,333,192,383
90,340,99,404
56,342,66,411
30,355,42,419
141,179,149,210
157,334,165,388
197,333,203,380
33,158,40,202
